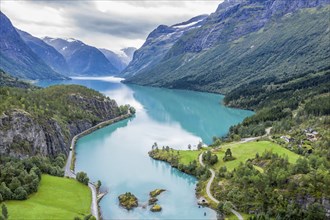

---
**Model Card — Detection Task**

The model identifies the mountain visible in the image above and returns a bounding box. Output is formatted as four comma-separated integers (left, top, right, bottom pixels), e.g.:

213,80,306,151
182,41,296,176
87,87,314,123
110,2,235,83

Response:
17,30,70,76
99,47,137,72
125,0,330,94
121,15,208,77
99,48,127,72
120,47,136,64
0,12,66,80
43,37,118,76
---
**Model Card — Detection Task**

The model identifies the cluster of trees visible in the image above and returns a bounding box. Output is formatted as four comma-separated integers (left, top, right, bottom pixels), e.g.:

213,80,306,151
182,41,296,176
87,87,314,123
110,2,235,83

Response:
1,204,8,220
149,148,210,180
76,172,89,185
212,151,330,219
0,84,122,127
222,149,235,162
223,68,329,142
0,154,66,201
202,151,218,165
117,104,136,115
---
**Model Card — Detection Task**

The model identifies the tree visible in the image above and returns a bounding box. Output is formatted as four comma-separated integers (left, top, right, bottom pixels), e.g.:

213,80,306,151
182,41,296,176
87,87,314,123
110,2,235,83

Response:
9,177,21,192
96,180,102,191
76,172,89,185
292,158,309,174
0,183,12,200
225,149,232,157
14,186,28,200
2,204,8,220
210,154,218,165
197,141,203,150
152,142,158,150
306,202,326,220
188,144,192,150
223,149,235,162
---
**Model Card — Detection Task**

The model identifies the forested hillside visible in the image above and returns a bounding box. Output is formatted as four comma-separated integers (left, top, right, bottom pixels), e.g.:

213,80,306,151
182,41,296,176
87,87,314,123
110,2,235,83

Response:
125,1,330,94
0,71,127,158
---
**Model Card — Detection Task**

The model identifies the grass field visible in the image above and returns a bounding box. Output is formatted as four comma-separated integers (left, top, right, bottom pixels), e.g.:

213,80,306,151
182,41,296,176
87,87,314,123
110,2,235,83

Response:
212,141,300,171
173,141,300,171
3,175,91,220
178,150,201,165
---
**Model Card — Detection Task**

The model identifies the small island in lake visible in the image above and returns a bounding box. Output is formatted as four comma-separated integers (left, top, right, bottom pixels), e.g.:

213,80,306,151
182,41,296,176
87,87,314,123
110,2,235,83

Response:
148,197,158,205
150,204,162,212
118,192,138,210
148,189,166,212
149,189,166,197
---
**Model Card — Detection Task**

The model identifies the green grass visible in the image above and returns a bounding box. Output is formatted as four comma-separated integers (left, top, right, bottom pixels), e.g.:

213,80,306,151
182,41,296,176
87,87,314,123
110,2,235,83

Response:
214,141,300,171
226,213,252,220
178,150,201,165
3,175,91,220
175,141,300,172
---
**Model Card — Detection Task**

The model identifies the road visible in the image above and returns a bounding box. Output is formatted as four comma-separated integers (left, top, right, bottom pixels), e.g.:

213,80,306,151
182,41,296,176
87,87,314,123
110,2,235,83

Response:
199,153,243,220
64,113,132,220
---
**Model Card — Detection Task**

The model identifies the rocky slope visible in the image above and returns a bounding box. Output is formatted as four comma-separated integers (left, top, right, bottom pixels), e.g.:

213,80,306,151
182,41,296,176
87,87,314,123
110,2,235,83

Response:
43,37,118,76
0,83,122,158
125,0,330,93
17,30,71,76
99,48,128,72
0,12,66,80
121,15,208,78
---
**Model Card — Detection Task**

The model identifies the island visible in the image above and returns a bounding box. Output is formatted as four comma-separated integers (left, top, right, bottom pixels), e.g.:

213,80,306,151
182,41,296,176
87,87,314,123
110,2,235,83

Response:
149,189,166,198
118,192,138,210
150,204,162,212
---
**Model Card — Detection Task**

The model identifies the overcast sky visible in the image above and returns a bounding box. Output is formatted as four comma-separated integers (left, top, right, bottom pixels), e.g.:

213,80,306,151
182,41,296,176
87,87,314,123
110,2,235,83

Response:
1,0,222,52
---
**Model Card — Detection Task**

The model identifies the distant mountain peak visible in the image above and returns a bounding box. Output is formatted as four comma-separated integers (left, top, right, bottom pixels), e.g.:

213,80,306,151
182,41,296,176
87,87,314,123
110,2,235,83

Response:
0,12,66,80
43,37,119,76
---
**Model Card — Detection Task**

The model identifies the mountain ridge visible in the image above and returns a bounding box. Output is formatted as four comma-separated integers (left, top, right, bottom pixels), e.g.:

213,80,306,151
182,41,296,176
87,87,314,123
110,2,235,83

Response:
43,37,119,76
124,0,330,94
17,29,71,76
0,12,67,80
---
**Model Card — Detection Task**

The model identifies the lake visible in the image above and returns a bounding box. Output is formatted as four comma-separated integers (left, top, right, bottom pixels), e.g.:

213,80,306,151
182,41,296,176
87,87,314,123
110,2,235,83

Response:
38,77,253,219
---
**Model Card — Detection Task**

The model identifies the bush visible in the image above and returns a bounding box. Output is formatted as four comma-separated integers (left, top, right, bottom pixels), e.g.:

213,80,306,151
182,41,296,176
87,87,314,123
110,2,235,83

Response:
76,172,89,185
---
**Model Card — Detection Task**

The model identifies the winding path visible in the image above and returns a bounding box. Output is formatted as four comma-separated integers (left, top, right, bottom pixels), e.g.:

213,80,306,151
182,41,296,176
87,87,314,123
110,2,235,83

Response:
64,113,131,220
199,153,243,220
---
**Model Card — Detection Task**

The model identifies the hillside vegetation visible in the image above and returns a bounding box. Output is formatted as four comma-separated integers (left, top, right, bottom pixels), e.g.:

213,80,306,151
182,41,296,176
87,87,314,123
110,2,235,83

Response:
0,70,131,158
126,4,330,94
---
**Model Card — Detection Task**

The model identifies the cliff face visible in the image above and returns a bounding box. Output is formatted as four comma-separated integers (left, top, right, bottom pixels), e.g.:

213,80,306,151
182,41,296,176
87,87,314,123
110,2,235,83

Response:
121,15,208,78
0,86,120,158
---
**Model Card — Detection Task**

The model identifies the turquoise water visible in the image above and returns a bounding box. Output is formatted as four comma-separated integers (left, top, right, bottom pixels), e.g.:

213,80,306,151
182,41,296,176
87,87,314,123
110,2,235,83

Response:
38,77,253,219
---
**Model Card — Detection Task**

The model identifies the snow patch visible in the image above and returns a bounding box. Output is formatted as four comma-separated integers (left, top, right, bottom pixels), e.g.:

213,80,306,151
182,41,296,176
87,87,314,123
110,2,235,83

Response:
65,38,77,42
173,19,204,29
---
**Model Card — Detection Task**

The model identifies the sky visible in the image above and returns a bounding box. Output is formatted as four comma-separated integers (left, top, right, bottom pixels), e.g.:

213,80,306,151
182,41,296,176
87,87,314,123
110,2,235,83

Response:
1,0,222,53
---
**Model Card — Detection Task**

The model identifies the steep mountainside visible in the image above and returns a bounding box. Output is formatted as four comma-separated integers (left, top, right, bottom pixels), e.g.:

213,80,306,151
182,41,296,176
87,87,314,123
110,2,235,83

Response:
121,15,208,77
121,47,136,64
0,69,36,89
99,48,128,72
17,30,70,76
0,12,66,80
125,0,330,94
0,82,125,158
43,37,118,76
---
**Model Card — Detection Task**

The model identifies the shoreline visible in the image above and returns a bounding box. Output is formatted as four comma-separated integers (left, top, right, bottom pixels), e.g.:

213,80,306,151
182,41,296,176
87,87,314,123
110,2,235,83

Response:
64,112,133,220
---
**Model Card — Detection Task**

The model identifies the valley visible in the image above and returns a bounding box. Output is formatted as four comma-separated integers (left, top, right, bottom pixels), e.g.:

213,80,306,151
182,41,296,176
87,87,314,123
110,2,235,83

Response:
0,0,329,219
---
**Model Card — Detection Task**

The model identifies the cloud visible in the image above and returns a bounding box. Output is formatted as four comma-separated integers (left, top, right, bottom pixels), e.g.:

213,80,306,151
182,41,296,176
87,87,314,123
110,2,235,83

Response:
1,0,222,52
